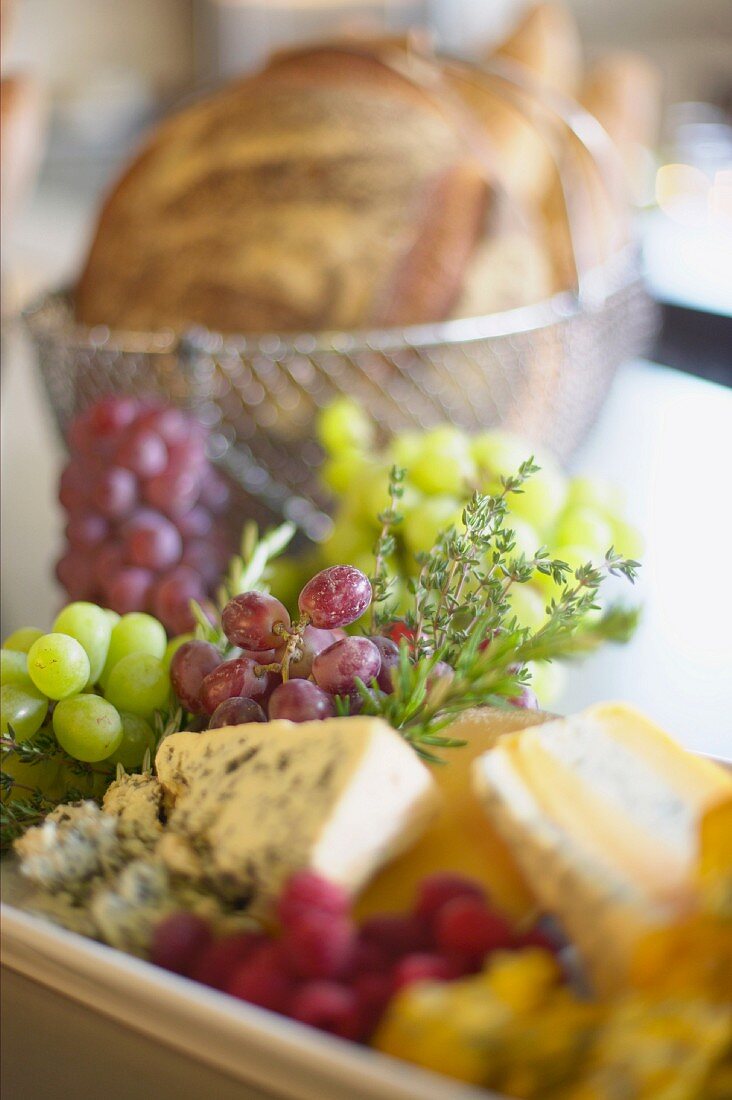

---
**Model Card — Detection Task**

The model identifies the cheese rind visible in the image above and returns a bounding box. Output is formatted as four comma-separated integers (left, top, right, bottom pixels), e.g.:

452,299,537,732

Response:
471,702,732,993
155,717,439,917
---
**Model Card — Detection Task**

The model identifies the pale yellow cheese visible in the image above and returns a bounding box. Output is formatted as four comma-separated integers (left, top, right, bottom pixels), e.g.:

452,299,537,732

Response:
471,702,732,993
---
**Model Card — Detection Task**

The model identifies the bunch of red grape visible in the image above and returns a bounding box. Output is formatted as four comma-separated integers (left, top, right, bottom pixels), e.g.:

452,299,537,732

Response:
170,564,407,726
56,397,234,635
150,871,560,1043
170,562,540,726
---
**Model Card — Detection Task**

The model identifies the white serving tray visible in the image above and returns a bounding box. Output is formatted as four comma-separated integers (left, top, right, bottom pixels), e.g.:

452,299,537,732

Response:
1,877,504,1100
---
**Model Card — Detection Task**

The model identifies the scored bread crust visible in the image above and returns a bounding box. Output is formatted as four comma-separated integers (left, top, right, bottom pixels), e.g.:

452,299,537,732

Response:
75,44,497,335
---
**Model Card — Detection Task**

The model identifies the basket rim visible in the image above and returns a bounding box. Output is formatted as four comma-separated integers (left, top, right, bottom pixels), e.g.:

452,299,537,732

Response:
23,243,641,358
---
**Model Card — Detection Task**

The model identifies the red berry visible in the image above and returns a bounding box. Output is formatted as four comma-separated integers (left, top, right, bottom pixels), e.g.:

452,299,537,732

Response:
359,914,432,957
349,938,392,977
392,952,464,991
277,871,349,929
413,873,486,926
288,981,361,1040
226,942,294,1012
150,912,212,975
353,972,394,1038
189,932,267,990
282,911,355,980
435,897,514,956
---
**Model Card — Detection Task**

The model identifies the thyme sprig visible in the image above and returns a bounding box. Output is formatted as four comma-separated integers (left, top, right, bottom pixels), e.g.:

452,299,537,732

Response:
352,462,639,757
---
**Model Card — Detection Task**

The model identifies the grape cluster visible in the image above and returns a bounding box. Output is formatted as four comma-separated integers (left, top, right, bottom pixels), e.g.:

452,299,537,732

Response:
1,604,177,804
170,565,396,726
57,397,234,636
283,399,644,704
150,871,559,1043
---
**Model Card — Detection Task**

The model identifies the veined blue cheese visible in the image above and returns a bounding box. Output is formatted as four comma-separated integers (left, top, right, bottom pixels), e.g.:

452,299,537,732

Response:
155,717,440,917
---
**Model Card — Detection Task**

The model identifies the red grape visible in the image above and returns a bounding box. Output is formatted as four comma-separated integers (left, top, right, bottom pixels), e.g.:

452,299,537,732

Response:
65,512,108,550
94,543,125,588
222,592,291,651
298,566,372,629
208,696,266,728
91,467,137,519
199,656,270,715
199,469,231,513
369,635,400,693
102,567,155,615
268,680,335,722
144,469,200,517
311,636,381,695
180,539,220,586
176,506,213,539
288,626,340,679
170,640,222,714
137,406,189,446
122,512,182,571
150,566,205,635
55,551,96,600
116,427,167,479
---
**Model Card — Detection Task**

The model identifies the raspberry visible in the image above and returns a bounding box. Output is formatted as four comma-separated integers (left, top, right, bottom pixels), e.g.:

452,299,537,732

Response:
150,912,212,976
359,914,432,958
353,972,394,1039
189,932,267,990
349,938,392,977
283,911,355,980
413,873,486,926
392,953,464,991
288,981,361,1040
435,897,514,956
277,871,350,929
226,942,294,1012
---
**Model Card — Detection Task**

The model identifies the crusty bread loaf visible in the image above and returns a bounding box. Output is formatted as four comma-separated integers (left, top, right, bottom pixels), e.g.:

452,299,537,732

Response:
77,44,494,334
75,40,561,334
448,3,583,208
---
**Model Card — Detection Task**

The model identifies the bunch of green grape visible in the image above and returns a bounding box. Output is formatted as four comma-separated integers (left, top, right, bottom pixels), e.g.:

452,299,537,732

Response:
1,605,182,804
271,398,643,704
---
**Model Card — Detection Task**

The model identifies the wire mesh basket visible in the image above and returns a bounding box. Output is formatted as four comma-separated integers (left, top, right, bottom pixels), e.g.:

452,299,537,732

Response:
24,55,658,541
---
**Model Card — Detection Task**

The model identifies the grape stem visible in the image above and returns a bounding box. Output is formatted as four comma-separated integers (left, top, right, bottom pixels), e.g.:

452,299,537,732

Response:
259,616,310,683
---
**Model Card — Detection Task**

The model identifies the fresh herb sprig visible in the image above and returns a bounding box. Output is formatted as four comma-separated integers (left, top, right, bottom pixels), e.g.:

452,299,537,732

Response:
354,462,639,757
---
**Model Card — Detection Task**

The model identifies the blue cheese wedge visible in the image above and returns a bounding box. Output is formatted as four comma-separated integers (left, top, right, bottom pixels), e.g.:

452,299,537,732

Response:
155,717,440,916
471,702,732,993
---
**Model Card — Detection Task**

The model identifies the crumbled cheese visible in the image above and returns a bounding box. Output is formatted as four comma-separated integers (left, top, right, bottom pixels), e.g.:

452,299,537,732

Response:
14,802,122,899
102,772,164,854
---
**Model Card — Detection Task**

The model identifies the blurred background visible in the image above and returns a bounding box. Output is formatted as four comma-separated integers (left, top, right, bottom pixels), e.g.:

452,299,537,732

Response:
1,0,731,751
3,0,731,358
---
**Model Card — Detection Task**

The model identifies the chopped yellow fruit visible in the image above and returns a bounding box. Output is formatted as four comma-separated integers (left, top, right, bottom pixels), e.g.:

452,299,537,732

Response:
355,707,550,922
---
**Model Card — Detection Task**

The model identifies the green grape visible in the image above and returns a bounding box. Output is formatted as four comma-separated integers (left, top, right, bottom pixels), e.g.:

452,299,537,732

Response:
608,517,644,560
506,584,546,634
321,451,371,496
0,683,49,741
27,633,91,700
1,649,34,688
554,507,613,559
3,627,44,653
53,694,123,763
387,432,422,470
408,427,476,496
509,462,567,535
101,612,167,684
402,495,464,557
317,397,374,456
163,632,195,673
526,659,567,705
318,512,374,564
470,430,532,481
532,544,597,601
105,712,156,769
567,475,624,516
53,601,113,685
104,609,121,628
104,653,170,719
